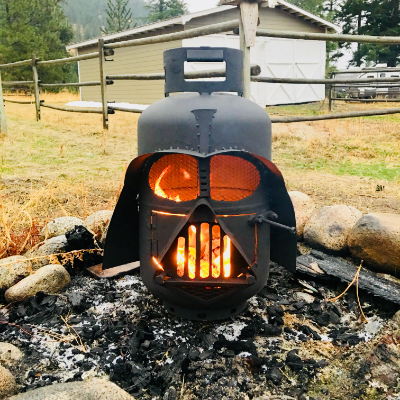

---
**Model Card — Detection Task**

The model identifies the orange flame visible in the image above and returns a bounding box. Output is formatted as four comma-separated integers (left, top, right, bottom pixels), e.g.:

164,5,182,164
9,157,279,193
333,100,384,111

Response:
155,166,181,202
212,237,231,278
152,257,164,271
181,169,191,180
177,226,231,279
177,237,185,277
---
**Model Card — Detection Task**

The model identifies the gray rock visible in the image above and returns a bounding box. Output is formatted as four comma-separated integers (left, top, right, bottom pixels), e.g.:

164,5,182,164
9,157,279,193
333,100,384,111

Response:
0,365,17,398
25,236,68,268
85,210,113,242
0,343,23,366
40,217,86,241
0,256,35,290
348,213,400,276
304,205,362,252
288,191,315,239
8,378,135,399
5,264,70,303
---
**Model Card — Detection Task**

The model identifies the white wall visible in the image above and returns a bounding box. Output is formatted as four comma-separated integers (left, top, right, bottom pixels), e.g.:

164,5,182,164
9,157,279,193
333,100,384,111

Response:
183,34,326,106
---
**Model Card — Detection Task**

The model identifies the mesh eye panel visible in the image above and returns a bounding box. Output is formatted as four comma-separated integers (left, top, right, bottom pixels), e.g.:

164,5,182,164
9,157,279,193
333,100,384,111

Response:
149,154,199,202
210,155,260,201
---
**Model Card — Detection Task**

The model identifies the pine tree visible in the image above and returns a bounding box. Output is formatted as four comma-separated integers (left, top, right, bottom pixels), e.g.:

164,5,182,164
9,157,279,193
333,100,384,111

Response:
145,0,188,23
102,0,133,34
0,0,75,84
337,0,400,67
335,0,366,67
289,0,325,16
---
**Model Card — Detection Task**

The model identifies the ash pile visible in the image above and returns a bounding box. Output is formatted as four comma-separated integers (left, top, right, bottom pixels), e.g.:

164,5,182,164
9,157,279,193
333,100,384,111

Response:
1,242,400,400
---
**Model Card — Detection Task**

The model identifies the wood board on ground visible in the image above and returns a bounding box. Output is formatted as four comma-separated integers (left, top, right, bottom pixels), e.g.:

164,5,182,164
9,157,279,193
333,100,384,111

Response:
296,250,400,306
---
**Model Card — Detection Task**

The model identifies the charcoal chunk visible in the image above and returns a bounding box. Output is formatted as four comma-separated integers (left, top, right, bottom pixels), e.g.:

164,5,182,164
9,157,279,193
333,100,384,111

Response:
267,304,284,317
265,367,283,384
315,312,331,327
286,349,304,371
298,325,321,340
261,324,283,337
213,339,257,355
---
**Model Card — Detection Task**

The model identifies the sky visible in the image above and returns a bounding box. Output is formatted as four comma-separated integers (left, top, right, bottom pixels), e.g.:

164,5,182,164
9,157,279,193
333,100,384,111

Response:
186,0,220,12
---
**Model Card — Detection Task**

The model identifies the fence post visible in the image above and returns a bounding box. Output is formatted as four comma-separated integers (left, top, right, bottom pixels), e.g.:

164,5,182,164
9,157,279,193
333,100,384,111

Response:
98,39,109,130
32,55,41,121
328,72,334,111
0,72,7,135
239,1,258,99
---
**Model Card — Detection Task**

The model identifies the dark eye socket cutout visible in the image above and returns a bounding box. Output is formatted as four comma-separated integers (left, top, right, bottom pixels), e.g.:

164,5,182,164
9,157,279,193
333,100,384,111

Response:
210,155,260,201
149,154,199,202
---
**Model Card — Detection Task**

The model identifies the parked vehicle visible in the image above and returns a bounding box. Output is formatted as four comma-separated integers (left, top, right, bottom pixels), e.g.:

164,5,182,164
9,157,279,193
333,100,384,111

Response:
333,67,400,100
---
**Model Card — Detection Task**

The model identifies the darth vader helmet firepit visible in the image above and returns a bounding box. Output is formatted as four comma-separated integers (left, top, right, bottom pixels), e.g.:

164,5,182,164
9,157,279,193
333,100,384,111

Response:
103,47,297,321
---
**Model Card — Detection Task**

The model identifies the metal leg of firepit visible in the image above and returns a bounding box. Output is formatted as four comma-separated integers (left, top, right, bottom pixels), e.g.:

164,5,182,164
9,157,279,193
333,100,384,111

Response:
163,300,248,321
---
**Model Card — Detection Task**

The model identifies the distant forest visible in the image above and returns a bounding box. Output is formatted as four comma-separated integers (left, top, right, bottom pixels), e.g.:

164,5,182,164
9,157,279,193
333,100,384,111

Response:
61,0,149,42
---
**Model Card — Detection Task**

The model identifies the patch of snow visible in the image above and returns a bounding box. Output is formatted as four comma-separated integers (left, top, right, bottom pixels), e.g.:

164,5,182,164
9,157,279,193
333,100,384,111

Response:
319,334,332,342
112,356,123,365
214,321,247,341
66,101,149,111
359,317,383,342
238,352,252,357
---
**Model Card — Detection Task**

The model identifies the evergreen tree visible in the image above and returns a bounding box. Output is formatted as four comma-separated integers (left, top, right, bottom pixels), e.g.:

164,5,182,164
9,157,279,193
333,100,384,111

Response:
145,0,188,23
289,0,325,16
102,0,133,34
337,0,400,67
335,0,367,66
0,0,75,84
61,0,148,42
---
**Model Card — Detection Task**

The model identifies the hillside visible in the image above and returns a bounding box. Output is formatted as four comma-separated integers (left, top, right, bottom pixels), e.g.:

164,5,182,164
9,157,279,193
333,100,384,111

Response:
62,0,148,43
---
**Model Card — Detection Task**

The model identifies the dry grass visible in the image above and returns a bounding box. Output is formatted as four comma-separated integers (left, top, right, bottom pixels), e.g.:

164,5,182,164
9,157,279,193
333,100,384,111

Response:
0,92,139,256
0,94,399,257
271,100,400,213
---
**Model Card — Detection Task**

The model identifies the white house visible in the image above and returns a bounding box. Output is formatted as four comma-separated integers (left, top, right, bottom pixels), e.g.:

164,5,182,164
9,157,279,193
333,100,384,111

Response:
66,2,340,107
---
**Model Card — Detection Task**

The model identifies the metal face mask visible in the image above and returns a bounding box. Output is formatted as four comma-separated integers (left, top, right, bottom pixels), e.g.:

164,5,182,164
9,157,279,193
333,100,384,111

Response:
102,47,297,320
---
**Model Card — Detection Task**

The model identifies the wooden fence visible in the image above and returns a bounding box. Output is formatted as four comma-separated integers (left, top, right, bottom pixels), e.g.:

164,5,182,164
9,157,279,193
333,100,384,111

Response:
2,6,400,133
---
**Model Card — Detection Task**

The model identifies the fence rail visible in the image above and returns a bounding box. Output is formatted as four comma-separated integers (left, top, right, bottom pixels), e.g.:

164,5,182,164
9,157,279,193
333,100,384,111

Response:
252,76,400,85
37,52,99,66
2,13,400,129
269,107,400,123
3,98,35,104
105,20,240,50
0,59,32,69
41,103,103,113
256,28,400,44
2,81,34,86
108,65,262,81
39,81,107,88
332,97,400,103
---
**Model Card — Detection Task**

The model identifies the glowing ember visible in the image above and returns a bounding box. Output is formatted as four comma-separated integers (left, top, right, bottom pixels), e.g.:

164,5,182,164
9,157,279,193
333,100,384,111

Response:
154,166,181,202
223,236,231,277
181,169,191,179
177,237,185,277
176,225,231,279
212,237,231,278
152,256,164,271
188,226,196,279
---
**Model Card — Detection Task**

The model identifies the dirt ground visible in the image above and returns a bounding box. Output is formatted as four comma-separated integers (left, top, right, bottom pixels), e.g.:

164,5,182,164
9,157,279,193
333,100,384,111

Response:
1,92,399,256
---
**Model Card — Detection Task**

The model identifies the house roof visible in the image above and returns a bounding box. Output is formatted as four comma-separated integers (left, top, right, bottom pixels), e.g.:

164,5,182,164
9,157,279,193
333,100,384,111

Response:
66,2,340,51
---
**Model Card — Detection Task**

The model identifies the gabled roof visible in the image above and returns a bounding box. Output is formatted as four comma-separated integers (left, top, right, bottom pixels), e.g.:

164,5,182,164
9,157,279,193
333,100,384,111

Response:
66,2,340,51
